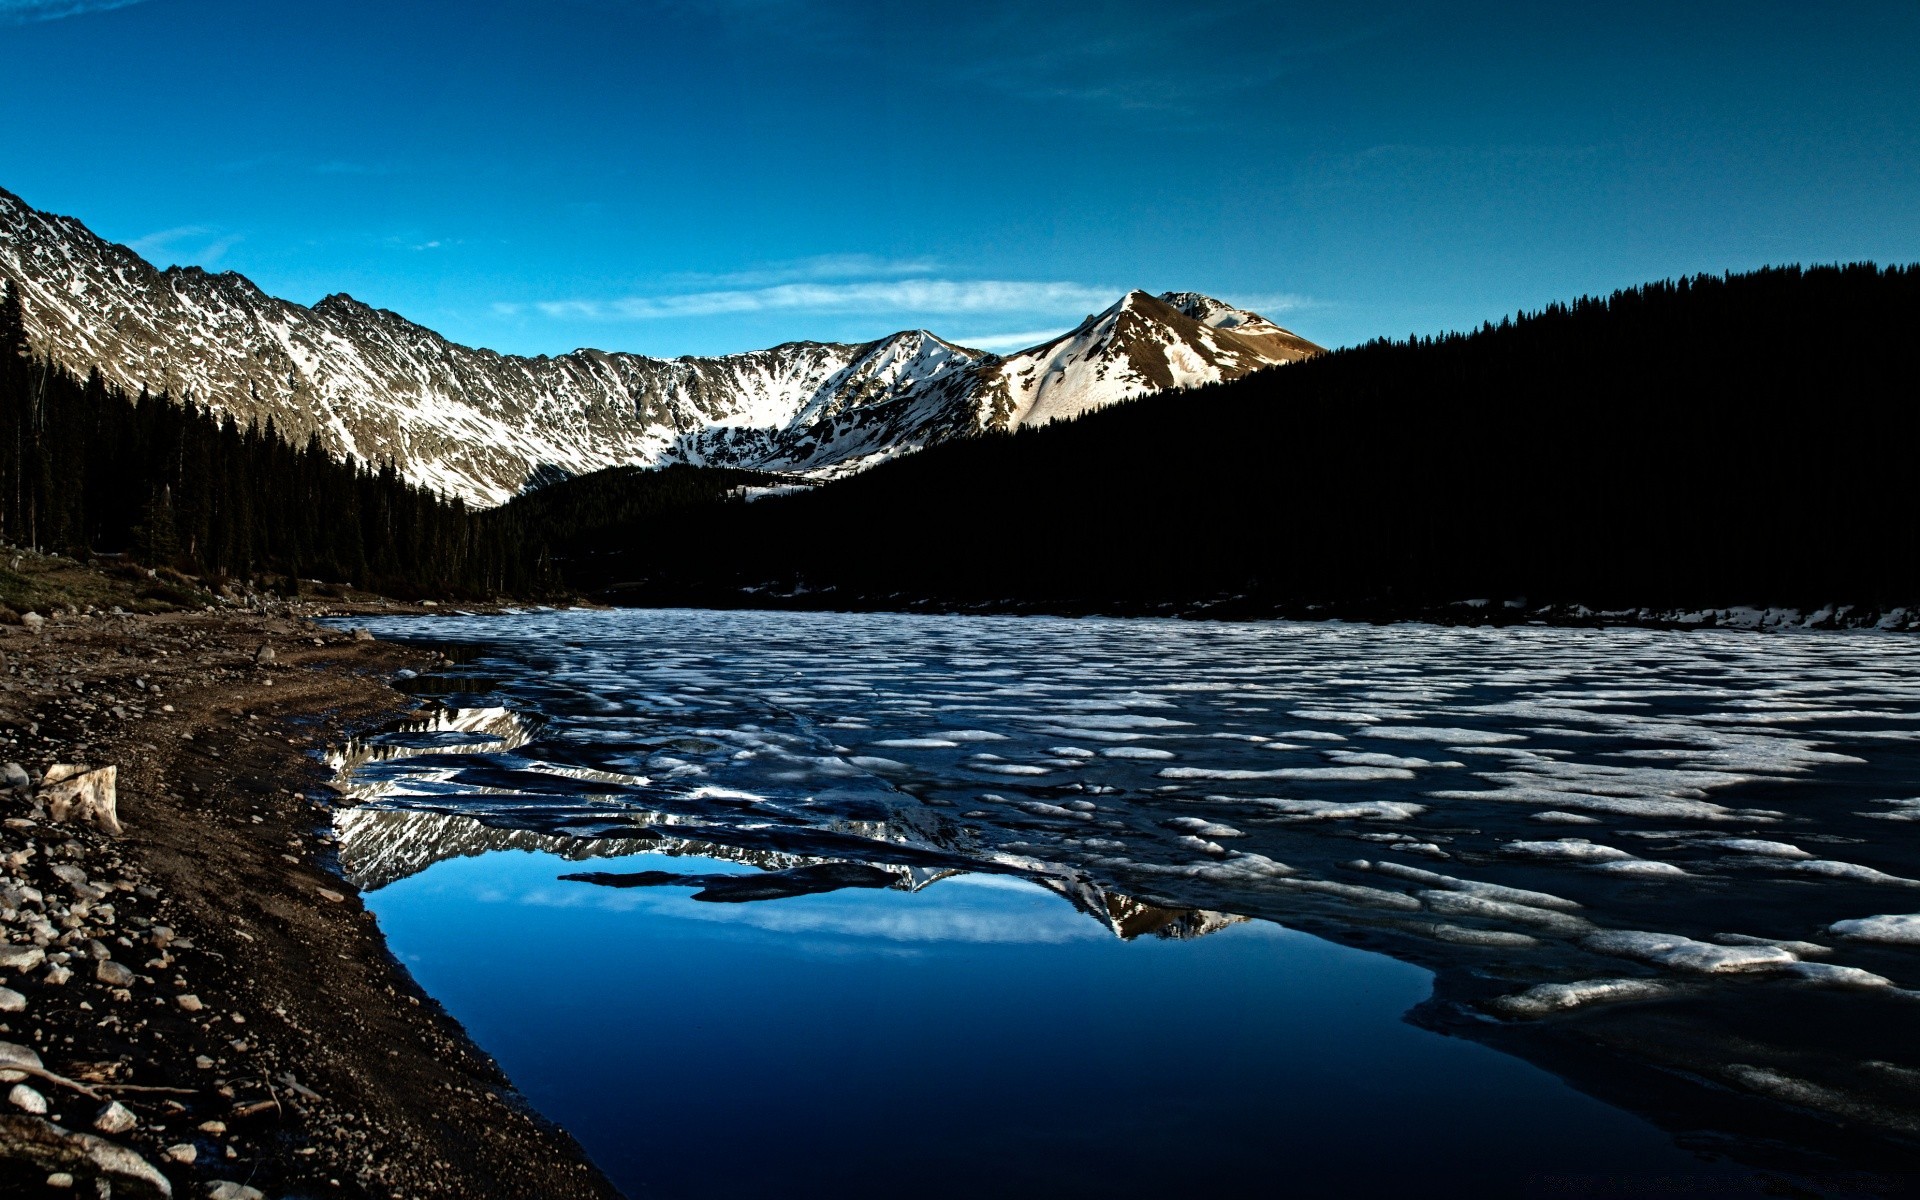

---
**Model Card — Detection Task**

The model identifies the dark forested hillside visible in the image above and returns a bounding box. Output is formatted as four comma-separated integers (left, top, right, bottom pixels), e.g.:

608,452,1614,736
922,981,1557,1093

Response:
550,264,1920,616
0,282,523,599
8,264,1916,616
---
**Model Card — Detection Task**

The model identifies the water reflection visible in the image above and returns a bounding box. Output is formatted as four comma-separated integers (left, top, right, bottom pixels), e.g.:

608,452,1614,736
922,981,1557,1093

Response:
327,609,1920,1185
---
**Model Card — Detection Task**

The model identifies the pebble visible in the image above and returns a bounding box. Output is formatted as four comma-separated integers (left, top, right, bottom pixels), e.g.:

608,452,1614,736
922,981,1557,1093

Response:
0,945,44,973
94,959,135,987
177,993,203,1012
315,888,345,903
45,1173,72,1189
8,1082,46,1113
94,1099,137,1133
0,987,24,1013
0,1041,45,1072
163,1141,197,1164
43,964,71,985
207,1182,266,1200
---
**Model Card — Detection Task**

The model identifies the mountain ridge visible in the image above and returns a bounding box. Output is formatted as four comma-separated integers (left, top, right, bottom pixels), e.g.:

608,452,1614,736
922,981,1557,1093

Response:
0,185,1319,506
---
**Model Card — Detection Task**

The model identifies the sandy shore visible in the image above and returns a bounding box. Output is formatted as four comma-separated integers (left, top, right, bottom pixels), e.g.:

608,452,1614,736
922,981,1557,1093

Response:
0,605,620,1198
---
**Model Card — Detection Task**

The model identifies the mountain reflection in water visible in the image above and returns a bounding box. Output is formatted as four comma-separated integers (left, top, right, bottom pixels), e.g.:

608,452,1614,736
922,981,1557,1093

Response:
326,608,1920,1191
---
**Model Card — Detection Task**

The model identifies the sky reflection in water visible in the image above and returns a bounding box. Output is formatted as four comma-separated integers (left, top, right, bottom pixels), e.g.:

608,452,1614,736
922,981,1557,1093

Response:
328,608,1920,1195
370,847,1721,1199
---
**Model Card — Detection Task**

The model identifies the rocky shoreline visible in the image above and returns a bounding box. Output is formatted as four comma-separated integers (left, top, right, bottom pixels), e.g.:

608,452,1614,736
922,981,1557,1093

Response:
0,604,619,1198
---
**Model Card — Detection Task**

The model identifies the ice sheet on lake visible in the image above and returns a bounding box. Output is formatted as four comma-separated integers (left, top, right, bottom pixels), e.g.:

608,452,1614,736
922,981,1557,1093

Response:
327,608,1920,1131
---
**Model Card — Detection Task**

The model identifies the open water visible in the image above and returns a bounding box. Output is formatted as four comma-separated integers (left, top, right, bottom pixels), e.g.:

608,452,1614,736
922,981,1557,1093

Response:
323,608,1920,1197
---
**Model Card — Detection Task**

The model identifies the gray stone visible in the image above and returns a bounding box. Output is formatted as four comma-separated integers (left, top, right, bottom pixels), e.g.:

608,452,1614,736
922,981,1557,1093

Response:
0,945,45,973
162,1141,195,1163
94,960,134,987
0,764,27,792
8,1083,46,1114
93,1100,136,1135
253,644,274,666
19,612,43,631
0,988,24,1013
0,1041,44,1071
207,1183,265,1200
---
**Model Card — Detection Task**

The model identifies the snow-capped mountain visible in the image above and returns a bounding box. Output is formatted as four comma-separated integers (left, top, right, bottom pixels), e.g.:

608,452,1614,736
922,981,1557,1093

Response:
0,186,1320,506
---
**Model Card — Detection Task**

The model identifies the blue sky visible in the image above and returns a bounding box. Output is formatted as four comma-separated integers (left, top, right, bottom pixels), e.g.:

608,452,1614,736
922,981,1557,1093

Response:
1,0,1915,357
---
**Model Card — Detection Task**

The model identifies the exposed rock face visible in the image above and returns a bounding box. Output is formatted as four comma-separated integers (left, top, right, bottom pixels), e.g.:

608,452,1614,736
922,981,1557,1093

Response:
0,186,1320,507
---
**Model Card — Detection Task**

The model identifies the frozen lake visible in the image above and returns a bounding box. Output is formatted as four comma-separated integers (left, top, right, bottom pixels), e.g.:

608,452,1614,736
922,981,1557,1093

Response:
325,609,1920,1195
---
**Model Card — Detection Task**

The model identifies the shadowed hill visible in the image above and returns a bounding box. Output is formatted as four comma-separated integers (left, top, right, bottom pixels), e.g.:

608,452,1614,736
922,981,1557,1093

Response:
533,264,1920,616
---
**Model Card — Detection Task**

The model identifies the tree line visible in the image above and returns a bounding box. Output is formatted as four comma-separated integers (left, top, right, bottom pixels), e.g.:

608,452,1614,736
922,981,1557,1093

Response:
0,281,535,598
6,263,1916,615
551,263,1920,616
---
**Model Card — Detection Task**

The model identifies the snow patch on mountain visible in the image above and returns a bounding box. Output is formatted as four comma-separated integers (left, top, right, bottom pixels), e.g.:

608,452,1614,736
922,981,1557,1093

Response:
0,186,1320,506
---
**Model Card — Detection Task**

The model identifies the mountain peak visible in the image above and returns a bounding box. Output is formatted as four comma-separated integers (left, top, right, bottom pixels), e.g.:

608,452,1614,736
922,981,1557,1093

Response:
0,183,1321,506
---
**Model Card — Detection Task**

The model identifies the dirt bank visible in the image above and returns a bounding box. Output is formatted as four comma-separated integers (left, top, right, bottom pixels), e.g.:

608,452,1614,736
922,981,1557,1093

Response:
0,604,620,1198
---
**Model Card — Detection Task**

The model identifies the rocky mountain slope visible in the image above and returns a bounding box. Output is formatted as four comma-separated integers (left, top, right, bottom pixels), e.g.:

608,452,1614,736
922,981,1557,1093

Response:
0,186,1319,506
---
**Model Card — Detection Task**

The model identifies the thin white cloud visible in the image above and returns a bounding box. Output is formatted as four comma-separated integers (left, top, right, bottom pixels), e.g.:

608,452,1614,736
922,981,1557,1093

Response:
950,328,1074,352
532,279,1118,322
0,0,149,21
666,254,943,289
126,225,240,268
1226,292,1317,315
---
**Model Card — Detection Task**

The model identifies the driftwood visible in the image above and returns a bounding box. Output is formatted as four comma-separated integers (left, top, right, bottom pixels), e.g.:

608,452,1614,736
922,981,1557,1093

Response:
37,764,122,836
0,1114,172,1197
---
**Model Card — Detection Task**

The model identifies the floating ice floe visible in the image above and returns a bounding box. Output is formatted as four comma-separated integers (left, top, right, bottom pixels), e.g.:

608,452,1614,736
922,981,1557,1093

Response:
1166,817,1244,838
1323,750,1460,769
1161,766,1416,782
1713,932,1831,957
1829,913,1920,944
1588,859,1691,878
1189,853,1294,884
1581,930,1798,973
1489,978,1672,1018
1358,861,1583,911
1781,961,1895,989
1763,859,1920,887
1233,798,1427,821
1501,839,1634,862
1364,726,1527,745
1424,924,1538,947
1706,838,1813,858
1861,798,1920,822
1426,785,1748,822
1419,891,1592,933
